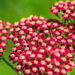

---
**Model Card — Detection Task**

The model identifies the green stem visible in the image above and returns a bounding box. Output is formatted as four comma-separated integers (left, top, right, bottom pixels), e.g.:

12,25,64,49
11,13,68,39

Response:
1,56,14,70
0,55,2,59
1,56,22,75
18,72,22,75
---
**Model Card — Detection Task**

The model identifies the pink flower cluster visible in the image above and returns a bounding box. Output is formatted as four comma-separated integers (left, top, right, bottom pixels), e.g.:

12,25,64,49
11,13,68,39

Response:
0,20,13,55
9,15,75,75
0,1,74,75
50,1,75,19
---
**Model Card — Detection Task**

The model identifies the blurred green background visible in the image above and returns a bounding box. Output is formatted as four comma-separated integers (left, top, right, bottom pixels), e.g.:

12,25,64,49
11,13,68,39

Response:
0,0,75,75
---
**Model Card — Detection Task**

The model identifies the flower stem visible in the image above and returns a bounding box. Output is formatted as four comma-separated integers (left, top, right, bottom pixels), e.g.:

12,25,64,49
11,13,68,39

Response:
0,56,22,75
18,72,22,75
0,55,2,59
1,56,14,70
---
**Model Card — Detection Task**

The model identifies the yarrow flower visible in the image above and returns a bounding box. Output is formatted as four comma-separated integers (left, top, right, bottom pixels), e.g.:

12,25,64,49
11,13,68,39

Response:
9,15,75,75
50,0,75,21
0,1,74,75
0,20,13,55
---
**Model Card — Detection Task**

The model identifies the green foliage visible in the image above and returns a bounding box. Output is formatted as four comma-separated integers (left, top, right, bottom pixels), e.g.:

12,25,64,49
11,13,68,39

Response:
45,53,51,58
57,42,61,47
61,33,66,38
48,32,53,37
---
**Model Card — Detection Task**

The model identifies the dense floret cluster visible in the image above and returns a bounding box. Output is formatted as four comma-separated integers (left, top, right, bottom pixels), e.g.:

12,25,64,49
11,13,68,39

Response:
0,1,75,75
9,15,75,75
50,1,75,20
0,20,13,55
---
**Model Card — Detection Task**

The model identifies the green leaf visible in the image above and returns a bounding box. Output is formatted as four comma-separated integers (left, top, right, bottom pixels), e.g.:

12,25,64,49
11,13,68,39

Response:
71,44,75,47
61,55,65,57
72,53,75,57
48,33,53,37
44,34,48,37
45,53,51,58
49,27,52,30
7,32,11,36
57,10,63,21
35,29,40,33
0,40,2,42
61,33,66,38
57,42,61,47
23,33,27,36
36,73,39,75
